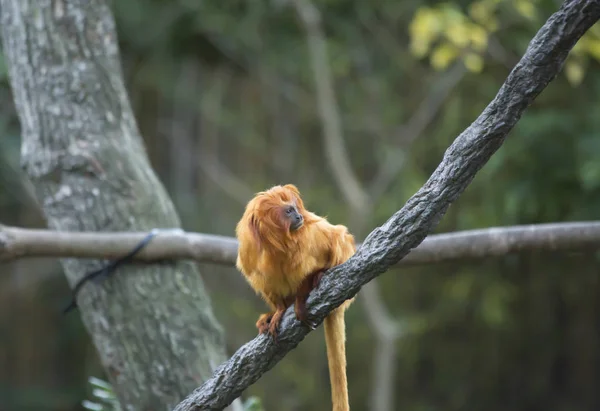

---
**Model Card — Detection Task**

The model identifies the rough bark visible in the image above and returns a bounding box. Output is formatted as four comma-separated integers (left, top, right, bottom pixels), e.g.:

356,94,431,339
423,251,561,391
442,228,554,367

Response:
2,222,600,266
171,0,600,409
0,1,239,410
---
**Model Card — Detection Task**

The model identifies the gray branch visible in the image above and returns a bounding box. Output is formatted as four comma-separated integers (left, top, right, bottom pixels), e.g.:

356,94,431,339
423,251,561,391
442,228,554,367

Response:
2,222,599,266
170,1,600,408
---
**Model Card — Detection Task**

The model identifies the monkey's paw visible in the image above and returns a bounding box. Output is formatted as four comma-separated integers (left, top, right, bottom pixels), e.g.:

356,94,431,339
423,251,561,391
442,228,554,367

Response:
256,312,273,335
294,302,318,330
266,310,286,342
312,270,325,289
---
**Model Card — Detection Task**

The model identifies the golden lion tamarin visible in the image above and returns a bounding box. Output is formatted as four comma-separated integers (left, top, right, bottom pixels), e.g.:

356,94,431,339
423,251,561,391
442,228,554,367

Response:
235,184,355,411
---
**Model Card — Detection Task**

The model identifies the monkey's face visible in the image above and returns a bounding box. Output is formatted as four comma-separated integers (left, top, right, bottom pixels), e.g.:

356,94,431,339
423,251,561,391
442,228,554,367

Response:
245,184,307,239
283,203,304,231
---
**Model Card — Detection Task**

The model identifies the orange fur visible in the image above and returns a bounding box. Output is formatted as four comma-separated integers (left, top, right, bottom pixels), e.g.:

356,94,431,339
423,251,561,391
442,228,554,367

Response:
235,184,355,411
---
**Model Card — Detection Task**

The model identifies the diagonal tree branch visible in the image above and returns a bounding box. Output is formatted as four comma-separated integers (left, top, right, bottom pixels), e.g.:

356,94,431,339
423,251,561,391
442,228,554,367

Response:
164,1,599,408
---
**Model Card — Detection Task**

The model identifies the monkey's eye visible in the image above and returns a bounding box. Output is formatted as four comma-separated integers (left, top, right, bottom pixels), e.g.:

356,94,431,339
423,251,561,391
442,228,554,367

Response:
286,206,294,215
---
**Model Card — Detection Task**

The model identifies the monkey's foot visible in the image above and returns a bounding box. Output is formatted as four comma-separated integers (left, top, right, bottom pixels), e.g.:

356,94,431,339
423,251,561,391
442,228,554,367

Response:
294,301,318,330
267,309,285,341
293,269,325,330
312,270,325,289
256,312,274,335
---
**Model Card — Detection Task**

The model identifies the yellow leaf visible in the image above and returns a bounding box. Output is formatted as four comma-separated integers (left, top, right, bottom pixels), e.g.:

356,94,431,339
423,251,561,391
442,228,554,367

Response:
469,1,490,23
445,21,471,48
469,0,498,28
469,24,489,51
430,43,459,70
440,3,466,24
564,59,585,86
409,7,443,58
409,7,442,38
464,53,484,73
410,38,431,58
513,0,536,20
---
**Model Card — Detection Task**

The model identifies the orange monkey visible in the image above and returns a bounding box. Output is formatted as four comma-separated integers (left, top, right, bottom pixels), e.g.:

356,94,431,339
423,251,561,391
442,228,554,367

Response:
235,184,355,411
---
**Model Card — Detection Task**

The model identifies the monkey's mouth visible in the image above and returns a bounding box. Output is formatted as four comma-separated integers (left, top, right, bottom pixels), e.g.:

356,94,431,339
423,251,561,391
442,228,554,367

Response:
290,218,304,231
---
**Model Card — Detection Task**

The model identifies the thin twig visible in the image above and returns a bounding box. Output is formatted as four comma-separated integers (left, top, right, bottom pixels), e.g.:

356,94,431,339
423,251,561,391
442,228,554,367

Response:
290,3,410,408
290,2,466,408
369,62,468,201
292,0,371,212
197,70,255,204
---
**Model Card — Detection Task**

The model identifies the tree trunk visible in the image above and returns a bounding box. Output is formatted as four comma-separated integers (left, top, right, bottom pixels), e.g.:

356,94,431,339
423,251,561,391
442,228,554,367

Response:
0,1,239,410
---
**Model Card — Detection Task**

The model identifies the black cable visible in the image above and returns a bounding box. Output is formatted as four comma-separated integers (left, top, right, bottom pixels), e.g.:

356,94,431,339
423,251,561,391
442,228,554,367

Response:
63,229,161,314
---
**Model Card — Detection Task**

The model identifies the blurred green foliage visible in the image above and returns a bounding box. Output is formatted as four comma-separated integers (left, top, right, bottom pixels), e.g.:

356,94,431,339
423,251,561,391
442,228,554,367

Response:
1,0,600,411
409,0,600,85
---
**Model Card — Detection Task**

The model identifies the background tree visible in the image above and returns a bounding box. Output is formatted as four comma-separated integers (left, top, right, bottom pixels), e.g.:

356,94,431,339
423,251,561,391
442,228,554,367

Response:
0,1,240,411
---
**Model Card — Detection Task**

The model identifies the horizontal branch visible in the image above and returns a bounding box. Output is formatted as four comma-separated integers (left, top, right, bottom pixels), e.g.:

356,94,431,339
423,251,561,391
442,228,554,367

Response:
1,222,600,267
171,1,600,409
0,226,236,264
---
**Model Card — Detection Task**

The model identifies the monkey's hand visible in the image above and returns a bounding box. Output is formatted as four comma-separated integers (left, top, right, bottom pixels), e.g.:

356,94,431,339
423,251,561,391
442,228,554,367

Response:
256,312,274,334
267,308,287,341
311,269,325,289
294,269,326,330
257,295,296,340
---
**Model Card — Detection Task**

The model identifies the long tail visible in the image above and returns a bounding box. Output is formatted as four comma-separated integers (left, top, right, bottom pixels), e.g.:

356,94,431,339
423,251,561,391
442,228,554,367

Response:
324,304,350,411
